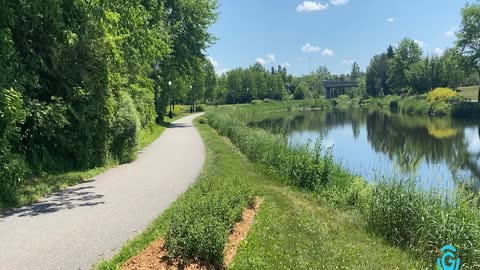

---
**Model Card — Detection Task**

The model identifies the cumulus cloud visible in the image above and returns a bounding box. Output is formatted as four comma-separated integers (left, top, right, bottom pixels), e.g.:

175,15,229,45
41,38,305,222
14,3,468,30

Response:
216,68,230,76
322,48,335,56
207,56,218,68
387,17,395,23
281,62,291,68
434,48,445,55
256,58,267,65
296,1,328,12
445,28,456,38
302,43,321,53
256,53,276,65
342,59,354,65
267,53,276,63
414,39,427,48
330,0,349,6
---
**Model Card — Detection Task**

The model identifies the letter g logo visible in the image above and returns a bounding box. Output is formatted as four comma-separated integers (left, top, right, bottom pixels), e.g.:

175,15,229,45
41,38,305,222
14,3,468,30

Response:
437,245,461,270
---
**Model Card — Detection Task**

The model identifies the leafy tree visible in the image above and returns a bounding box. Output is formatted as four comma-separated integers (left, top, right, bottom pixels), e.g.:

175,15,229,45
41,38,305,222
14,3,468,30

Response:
457,2,480,101
351,62,361,81
390,38,423,92
442,48,469,90
366,54,390,97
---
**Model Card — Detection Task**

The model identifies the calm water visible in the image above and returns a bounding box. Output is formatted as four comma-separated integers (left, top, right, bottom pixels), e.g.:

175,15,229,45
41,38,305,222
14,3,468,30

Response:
250,108,480,192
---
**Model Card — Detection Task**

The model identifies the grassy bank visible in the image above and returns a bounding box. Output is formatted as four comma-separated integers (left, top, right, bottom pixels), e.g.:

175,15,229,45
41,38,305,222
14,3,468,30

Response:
205,103,480,268
361,93,480,118
97,116,428,269
459,86,479,101
0,111,188,213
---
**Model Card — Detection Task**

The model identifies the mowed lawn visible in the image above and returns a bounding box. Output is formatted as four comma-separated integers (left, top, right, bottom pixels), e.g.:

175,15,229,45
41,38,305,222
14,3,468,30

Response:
458,86,479,101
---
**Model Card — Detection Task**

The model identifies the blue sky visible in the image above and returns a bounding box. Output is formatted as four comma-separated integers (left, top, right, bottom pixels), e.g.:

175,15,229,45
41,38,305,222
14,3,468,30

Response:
206,0,470,76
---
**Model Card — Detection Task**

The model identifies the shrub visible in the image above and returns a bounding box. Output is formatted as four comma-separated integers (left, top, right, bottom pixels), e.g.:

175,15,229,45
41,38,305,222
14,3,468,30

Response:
399,95,430,114
164,175,253,266
430,101,450,116
350,97,361,105
110,92,140,164
0,88,28,205
195,104,205,112
427,87,457,103
334,94,351,104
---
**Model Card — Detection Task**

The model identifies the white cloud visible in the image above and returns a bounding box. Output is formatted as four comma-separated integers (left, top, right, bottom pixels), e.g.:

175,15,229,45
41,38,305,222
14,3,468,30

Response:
256,53,276,66
207,56,218,68
414,39,427,48
322,48,335,56
387,17,395,23
434,48,445,55
281,62,291,68
296,1,329,12
302,43,321,53
445,28,456,38
256,58,267,65
330,0,349,6
342,59,354,65
216,68,230,76
267,53,276,63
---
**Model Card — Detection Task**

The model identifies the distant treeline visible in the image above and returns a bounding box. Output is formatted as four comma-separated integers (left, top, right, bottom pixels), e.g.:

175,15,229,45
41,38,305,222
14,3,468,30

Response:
365,4,480,98
0,0,217,204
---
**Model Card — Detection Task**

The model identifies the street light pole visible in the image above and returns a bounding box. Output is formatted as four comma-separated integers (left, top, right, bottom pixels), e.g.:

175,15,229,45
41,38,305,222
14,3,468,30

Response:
190,85,193,113
168,81,173,119
153,63,160,124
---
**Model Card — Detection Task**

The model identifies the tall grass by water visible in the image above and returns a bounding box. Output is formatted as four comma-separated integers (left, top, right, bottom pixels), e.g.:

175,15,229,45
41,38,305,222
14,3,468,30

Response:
206,103,480,268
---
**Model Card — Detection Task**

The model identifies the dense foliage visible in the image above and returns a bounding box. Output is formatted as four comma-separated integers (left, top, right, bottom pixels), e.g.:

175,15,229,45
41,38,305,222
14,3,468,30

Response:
0,0,217,206
366,3,480,99
205,103,480,268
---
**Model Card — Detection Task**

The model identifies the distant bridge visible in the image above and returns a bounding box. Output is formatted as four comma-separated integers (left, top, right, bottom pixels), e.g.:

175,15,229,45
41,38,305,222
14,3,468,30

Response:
323,80,358,99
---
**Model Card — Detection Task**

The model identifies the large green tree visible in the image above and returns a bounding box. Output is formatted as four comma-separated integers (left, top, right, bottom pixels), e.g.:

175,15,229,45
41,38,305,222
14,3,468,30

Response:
457,1,480,101
390,38,423,92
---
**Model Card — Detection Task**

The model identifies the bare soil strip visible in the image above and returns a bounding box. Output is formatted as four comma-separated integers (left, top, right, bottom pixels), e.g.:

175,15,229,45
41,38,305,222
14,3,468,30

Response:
121,197,263,270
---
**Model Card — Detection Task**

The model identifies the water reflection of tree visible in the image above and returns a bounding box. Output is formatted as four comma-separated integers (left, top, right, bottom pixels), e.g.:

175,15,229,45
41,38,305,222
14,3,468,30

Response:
365,111,480,181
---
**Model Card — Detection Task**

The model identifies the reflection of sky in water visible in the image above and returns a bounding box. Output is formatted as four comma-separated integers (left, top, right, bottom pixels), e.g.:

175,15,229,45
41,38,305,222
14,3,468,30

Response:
289,123,480,193
465,127,480,169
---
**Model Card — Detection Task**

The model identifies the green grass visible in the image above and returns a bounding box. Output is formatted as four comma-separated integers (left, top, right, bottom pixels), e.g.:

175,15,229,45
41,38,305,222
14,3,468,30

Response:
1,112,189,213
96,115,428,269
458,86,479,101
231,184,426,269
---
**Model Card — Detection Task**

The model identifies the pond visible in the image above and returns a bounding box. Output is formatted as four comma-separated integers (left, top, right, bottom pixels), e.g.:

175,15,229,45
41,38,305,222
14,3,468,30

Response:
249,108,480,192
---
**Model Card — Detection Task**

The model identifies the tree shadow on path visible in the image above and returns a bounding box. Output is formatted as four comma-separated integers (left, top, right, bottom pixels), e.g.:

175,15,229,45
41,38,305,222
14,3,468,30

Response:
0,185,105,219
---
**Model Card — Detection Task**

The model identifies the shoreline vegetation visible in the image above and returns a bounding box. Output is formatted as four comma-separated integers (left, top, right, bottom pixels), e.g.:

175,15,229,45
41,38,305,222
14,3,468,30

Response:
205,102,480,269
329,88,480,118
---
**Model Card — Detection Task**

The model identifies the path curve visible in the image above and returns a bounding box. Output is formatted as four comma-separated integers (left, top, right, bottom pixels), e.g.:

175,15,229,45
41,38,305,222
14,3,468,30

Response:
0,113,205,270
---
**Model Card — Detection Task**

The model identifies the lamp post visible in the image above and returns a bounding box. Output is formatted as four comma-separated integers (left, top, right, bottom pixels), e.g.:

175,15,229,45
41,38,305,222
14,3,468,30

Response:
190,85,194,113
152,63,160,124
168,81,173,119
